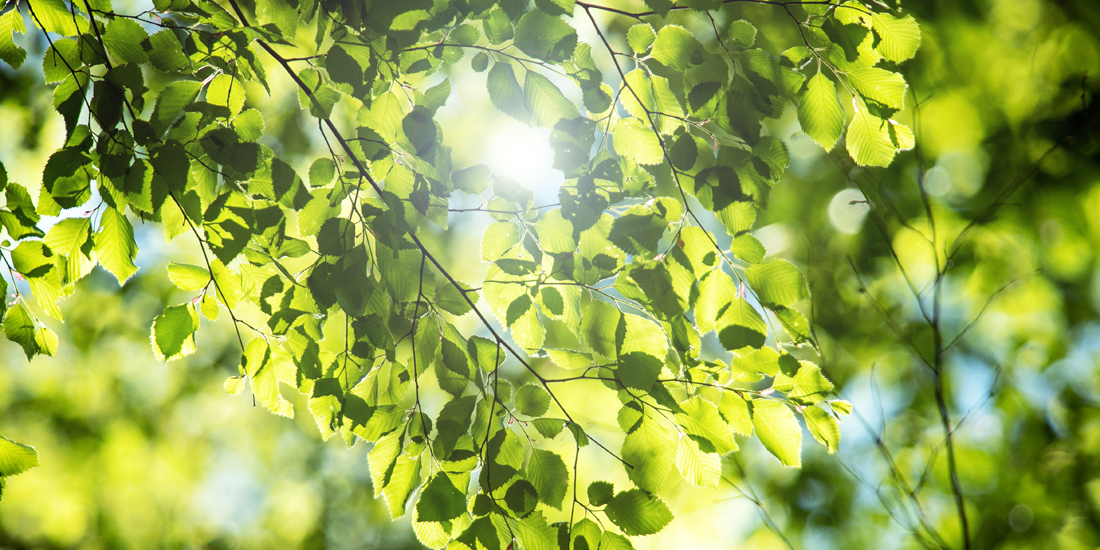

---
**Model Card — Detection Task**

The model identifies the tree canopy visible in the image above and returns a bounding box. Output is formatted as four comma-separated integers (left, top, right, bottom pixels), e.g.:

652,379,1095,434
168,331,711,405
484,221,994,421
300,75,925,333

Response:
1,0,1099,549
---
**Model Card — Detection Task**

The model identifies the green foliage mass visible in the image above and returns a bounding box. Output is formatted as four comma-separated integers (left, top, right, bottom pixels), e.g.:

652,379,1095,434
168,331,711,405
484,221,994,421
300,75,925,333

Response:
0,0,1098,547
0,0,914,543
6,0,1092,548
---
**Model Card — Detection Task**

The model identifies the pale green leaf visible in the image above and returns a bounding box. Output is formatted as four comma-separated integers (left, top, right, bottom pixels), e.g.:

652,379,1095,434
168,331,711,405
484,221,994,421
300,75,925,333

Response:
0,10,27,70
166,262,210,291
744,258,809,308
871,12,921,63
846,96,896,167
848,67,908,110
604,488,674,535
151,304,198,362
417,473,468,522
534,209,575,253
806,404,841,453
3,300,39,360
728,20,756,47
613,117,664,165
751,399,802,467
94,208,139,285
718,392,753,435
525,71,579,128
383,456,420,519
676,396,736,454
515,383,551,417
798,73,845,150
587,480,614,506
102,17,149,64
676,436,721,489
207,73,246,117
514,9,577,63
527,449,569,509
224,375,246,395
650,25,701,72
0,436,38,477
487,62,530,123
628,24,656,54
621,408,676,492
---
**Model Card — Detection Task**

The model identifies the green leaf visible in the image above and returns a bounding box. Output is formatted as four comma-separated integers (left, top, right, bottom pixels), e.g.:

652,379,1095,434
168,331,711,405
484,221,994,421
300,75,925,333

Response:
4,300,39,360
167,262,210,291
151,304,199,362
846,96,896,167
242,338,294,418
608,204,668,257
716,298,767,351
383,455,420,519
42,38,79,84
525,71,579,128
29,0,85,36
728,20,756,47
798,73,845,151
95,208,139,285
871,12,921,63
483,7,514,45
150,80,202,137
505,479,539,517
587,481,614,506
487,62,530,123
207,74,246,117
224,375,246,395
744,258,809,308
454,164,491,195
534,0,575,16
848,67,907,110
676,436,721,489
621,407,676,492
613,118,663,165
527,449,569,509
627,23,656,53
676,396,736,454
604,489,674,536
719,392,753,435
514,9,577,63
651,25,701,72
146,29,190,73
34,325,58,357
822,17,870,64
417,473,468,522
471,52,490,72
203,193,254,265
751,399,802,467
515,383,551,417
617,351,662,390
0,10,27,69
234,109,265,141
0,436,38,476
783,363,835,402
102,18,149,64
805,404,841,452
435,279,475,317
533,209,575,254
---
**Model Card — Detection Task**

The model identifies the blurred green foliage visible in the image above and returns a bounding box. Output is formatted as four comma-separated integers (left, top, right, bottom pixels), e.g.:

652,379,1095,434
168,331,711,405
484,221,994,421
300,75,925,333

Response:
0,0,1099,549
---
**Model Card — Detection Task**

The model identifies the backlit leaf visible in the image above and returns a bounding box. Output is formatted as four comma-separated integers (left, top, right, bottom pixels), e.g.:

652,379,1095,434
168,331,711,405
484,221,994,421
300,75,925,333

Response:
798,73,845,150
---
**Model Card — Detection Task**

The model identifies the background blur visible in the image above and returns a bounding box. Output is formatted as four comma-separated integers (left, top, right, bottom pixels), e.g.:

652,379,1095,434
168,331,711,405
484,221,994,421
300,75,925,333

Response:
2,0,1100,549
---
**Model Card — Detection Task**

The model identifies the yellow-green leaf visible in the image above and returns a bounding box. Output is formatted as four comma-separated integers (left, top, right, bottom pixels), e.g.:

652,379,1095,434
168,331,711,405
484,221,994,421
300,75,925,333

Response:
798,73,845,150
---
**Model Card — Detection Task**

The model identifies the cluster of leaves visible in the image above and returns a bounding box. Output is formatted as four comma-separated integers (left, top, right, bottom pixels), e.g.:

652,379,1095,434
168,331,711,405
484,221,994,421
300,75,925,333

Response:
0,0,917,546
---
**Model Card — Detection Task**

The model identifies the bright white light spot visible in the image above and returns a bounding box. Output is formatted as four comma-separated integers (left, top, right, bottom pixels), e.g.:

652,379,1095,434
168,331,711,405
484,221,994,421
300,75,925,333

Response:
925,165,951,196
828,188,870,234
484,118,557,192
754,223,792,257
